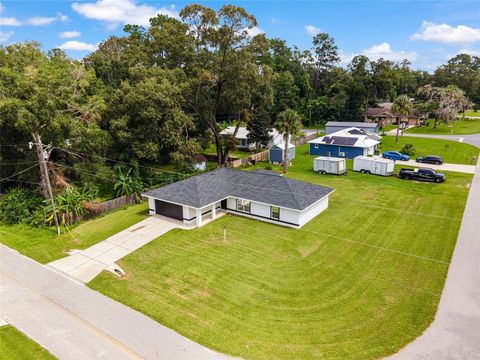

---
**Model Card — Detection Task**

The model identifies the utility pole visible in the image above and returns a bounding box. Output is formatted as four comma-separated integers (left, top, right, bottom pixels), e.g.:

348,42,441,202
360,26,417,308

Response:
30,136,61,236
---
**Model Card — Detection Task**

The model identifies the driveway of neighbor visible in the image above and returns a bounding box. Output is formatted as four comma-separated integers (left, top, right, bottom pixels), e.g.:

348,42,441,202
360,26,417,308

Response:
49,216,187,283
389,158,480,359
0,244,233,360
394,159,476,174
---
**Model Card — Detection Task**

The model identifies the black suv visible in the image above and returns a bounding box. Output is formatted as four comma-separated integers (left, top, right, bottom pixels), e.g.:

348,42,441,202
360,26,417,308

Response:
416,155,443,165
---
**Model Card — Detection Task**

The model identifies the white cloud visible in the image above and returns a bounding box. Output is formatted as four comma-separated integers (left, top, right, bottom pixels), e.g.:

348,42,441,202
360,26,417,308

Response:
26,13,68,26
0,16,21,26
72,0,178,28
244,26,264,37
0,30,13,43
340,42,416,64
457,48,480,57
411,21,480,45
60,31,81,39
305,25,321,37
58,40,98,51
362,42,416,61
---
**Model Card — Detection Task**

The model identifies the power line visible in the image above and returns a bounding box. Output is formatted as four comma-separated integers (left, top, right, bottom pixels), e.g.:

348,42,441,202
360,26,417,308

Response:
0,179,41,185
0,161,40,165
0,163,39,183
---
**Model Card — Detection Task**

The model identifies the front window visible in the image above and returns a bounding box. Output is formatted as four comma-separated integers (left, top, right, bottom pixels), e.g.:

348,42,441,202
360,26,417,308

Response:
236,199,251,213
271,206,280,220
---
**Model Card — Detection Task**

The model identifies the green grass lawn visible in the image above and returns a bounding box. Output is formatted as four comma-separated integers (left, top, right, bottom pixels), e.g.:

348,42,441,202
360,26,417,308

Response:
406,118,480,135
0,202,148,264
89,144,472,359
380,124,397,132
380,135,479,164
0,325,56,360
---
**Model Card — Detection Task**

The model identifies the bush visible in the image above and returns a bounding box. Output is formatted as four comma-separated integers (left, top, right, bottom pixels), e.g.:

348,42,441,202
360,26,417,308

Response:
265,164,273,170
0,187,45,225
401,143,416,156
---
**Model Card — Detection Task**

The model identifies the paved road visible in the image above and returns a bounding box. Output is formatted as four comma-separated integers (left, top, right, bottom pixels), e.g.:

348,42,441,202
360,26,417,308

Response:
389,158,480,359
49,216,185,282
0,244,232,360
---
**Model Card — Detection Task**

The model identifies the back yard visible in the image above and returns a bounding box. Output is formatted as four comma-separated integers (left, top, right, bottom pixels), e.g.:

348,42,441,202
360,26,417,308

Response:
89,144,472,359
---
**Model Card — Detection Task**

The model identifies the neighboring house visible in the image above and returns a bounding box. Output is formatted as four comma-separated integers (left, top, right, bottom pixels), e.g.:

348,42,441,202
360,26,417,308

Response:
142,168,334,228
367,102,422,126
269,142,295,164
308,127,380,158
325,121,379,134
193,154,207,171
219,127,289,151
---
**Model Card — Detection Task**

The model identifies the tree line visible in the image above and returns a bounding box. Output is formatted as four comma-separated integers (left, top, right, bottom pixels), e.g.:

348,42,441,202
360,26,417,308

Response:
1,4,479,197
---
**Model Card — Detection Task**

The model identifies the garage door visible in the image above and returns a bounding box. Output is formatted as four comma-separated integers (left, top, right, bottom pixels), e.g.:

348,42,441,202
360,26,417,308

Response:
154,200,183,220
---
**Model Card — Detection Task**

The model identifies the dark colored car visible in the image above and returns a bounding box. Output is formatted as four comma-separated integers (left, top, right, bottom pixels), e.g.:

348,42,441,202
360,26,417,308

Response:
399,168,446,182
382,151,410,161
416,155,444,165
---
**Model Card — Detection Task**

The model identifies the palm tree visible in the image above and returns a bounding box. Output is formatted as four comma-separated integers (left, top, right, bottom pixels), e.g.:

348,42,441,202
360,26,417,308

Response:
114,167,144,202
274,109,302,173
392,95,413,144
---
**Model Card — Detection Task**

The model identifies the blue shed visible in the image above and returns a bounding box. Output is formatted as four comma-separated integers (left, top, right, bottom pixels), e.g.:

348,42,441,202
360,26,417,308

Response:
269,143,295,164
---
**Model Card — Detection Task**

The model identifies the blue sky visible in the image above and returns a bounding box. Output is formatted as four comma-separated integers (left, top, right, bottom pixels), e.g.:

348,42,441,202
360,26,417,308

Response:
1,0,479,71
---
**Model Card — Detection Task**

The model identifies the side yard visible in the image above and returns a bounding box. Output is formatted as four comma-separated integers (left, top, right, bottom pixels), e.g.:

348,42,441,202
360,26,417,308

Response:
380,135,479,164
88,144,472,360
0,325,56,360
0,202,148,264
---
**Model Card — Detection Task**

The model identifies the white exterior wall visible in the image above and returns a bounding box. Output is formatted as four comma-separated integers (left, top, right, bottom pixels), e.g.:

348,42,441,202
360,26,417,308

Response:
298,196,329,227
251,202,271,218
279,208,300,225
148,197,155,215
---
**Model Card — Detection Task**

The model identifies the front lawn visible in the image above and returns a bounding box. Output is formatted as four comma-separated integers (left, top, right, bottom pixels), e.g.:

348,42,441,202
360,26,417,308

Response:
0,325,56,360
406,118,480,135
380,135,479,164
89,144,472,359
464,110,480,117
0,202,148,264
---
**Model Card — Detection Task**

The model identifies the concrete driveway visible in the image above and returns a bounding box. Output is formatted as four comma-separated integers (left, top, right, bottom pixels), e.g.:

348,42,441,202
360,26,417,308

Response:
394,159,476,174
49,216,186,283
1,244,233,360
389,158,480,359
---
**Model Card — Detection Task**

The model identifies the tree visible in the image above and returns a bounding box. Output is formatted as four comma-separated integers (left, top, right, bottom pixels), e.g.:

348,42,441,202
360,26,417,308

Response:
247,109,272,153
180,4,269,165
0,42,107,197
114,167,144,202
311,33,340,95
348,55,373,120
274,109,302,173
391,95,413,143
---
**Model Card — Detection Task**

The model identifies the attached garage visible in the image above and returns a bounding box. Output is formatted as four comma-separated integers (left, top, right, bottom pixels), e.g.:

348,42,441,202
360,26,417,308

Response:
154,200,183,221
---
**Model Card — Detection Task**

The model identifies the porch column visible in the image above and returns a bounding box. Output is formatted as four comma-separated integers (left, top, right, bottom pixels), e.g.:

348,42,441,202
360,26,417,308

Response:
212,204,216,219
196,208,203,227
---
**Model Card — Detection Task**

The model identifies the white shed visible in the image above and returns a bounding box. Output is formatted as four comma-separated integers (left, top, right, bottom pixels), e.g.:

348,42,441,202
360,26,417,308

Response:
353,156,395,176
313,156,347,175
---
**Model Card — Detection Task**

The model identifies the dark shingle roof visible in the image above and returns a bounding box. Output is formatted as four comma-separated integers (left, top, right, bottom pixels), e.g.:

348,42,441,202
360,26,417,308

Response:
143,168,334,211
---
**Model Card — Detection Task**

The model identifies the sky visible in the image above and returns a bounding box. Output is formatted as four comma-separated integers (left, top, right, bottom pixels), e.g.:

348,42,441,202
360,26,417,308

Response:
1,0,480,71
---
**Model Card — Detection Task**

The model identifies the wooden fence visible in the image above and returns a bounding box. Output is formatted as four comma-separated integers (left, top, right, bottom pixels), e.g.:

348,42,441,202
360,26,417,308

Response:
228,149,269,168
91,194,137,215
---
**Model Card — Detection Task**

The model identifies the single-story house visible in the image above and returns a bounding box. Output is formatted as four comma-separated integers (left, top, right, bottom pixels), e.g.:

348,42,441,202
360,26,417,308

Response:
142,168,334,228
367,103,422,126
325,121,379,134
269,142,295,164
219,127,290,151
308,127,380,159
193,154,207,171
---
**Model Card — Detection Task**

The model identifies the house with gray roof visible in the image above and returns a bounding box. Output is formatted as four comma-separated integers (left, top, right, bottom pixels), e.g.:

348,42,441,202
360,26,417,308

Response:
325,121,379,134
142,168,334,228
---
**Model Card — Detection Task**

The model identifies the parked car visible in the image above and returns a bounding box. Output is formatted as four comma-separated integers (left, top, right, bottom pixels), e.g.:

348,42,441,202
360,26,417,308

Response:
398,168,446,182
382,151,410,161
416,155,443,165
